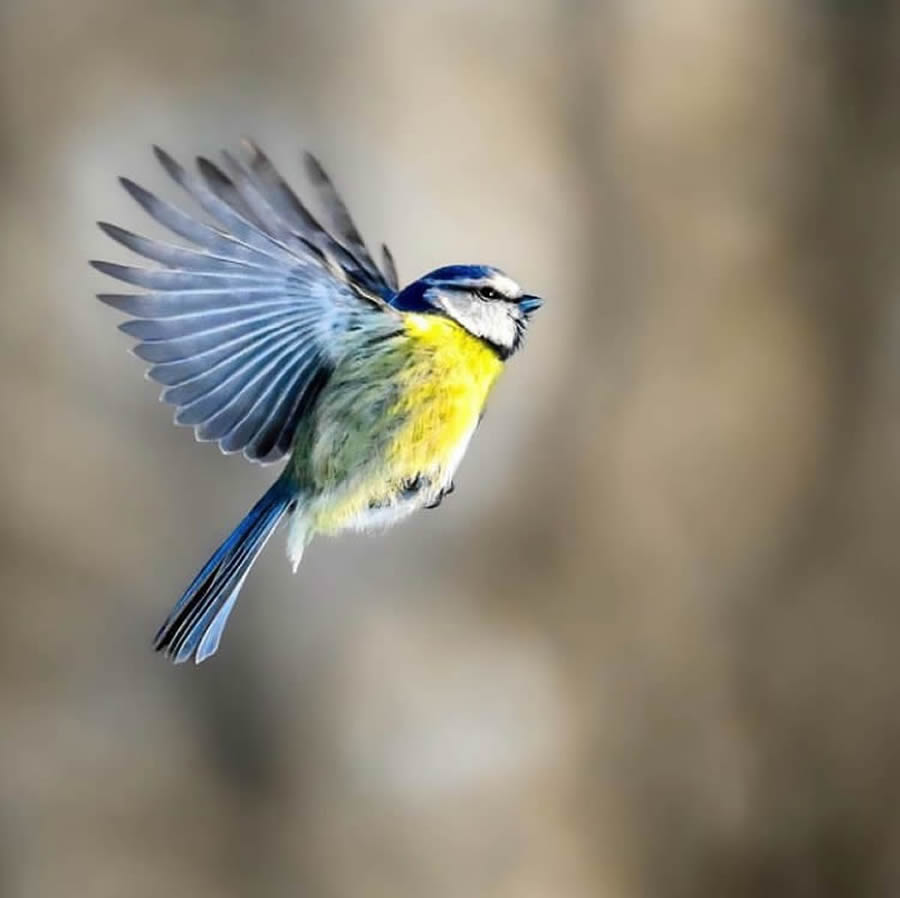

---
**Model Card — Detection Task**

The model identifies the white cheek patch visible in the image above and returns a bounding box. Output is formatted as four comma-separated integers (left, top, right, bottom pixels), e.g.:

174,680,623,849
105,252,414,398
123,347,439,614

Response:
441,296,517,350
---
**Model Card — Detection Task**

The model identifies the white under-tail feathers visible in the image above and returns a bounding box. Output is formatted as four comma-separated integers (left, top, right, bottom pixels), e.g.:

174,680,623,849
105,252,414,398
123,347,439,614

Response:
286,509,310,573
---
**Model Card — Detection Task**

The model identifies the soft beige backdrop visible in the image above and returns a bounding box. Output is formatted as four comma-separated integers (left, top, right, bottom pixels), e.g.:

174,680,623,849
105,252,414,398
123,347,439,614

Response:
2,2,900,896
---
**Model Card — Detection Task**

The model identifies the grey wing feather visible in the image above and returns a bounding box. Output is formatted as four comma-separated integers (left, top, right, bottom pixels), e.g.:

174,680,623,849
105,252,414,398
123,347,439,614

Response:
242,143,349,261
152,146,298,265
97,222,275,274
117,178,279,268
302,153,377,270
302,152,401,300
381,244,399,291
194,156,266,229
93,145,403,463
241,142,396,300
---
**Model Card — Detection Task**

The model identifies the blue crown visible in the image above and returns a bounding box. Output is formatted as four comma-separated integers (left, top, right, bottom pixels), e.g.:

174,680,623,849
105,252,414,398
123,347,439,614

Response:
391,264,505,312
423,264,503,283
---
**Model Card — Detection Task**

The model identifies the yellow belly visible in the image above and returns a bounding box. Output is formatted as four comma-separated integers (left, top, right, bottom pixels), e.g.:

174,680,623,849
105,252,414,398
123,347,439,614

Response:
306,314,504,533
386,314,503,474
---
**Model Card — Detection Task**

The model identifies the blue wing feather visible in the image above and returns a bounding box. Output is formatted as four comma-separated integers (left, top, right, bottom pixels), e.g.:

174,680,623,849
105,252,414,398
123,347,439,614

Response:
161,329,301,407
100,289,300,319
242,141,396,298
218,343,322,452
92,261,282,291
146,332,289,387
97,222,274,275
117,177,280,268
95,145,405,461
151,146,301,266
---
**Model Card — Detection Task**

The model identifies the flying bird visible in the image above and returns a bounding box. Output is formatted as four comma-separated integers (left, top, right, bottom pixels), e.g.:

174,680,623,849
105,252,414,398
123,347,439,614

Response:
92,142,542,664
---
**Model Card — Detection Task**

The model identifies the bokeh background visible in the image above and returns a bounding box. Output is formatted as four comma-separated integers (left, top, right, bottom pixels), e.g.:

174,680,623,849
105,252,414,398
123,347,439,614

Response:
2,1,900,895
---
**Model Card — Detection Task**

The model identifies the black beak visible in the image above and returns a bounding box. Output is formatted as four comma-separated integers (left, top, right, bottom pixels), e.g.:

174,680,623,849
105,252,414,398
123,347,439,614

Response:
518,294,543,314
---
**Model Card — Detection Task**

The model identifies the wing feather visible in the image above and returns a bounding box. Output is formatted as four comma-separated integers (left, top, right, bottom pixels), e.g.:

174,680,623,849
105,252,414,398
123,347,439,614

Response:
97,222,274,275
147,325,299,387
263,363,333,461
242,142,374,285
303,153,377,272
118,178,279,267
95,144,403,462
381,244,399,291
152,146,298,265
91,261,282,291
120,306,303,343
219,347,317,453
98,290,299,320
162,328,301,407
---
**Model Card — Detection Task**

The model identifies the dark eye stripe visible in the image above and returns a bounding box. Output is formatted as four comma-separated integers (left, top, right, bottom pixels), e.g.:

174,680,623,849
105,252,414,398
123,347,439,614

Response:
433,280,515,301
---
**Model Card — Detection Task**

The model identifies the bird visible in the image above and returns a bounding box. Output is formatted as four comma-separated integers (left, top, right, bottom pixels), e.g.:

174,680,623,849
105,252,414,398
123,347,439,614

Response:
92,141,542,664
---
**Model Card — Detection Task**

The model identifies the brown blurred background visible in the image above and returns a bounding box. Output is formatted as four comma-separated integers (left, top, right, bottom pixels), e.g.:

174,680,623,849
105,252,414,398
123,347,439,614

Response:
2,1,900,896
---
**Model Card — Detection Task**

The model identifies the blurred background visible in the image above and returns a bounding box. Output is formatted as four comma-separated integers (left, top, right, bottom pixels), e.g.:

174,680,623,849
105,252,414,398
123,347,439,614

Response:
1,1,900,895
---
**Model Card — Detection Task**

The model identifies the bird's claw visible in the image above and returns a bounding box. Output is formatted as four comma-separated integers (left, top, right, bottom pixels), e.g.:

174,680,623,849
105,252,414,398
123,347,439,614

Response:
426,481,455,509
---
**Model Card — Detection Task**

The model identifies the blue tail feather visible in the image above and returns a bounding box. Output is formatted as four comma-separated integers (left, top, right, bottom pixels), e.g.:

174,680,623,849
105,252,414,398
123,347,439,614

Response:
154,476,298,664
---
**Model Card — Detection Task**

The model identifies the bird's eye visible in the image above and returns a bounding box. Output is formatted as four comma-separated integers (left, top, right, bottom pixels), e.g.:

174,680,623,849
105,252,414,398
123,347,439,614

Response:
478,286,503,300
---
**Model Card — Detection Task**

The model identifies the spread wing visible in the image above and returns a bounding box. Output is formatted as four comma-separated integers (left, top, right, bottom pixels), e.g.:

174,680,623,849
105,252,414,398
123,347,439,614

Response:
92,144,403,463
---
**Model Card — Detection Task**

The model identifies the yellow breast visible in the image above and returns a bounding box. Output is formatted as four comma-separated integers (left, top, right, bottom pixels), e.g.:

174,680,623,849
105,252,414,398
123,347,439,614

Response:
387,314,504,475
302,313,504,534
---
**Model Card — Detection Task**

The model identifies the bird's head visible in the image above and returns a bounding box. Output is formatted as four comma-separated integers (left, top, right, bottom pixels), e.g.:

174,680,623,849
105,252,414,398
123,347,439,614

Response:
392,264,542,359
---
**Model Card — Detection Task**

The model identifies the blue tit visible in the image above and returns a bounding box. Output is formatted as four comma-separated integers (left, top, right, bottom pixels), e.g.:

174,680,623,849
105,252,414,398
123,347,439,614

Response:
92,143,542,664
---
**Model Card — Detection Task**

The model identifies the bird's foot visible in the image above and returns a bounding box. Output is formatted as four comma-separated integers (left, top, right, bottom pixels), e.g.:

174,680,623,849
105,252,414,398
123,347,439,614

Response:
425,481,455,509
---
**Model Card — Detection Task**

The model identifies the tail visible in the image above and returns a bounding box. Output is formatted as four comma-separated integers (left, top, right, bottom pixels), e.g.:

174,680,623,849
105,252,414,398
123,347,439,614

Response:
154,476,299,664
